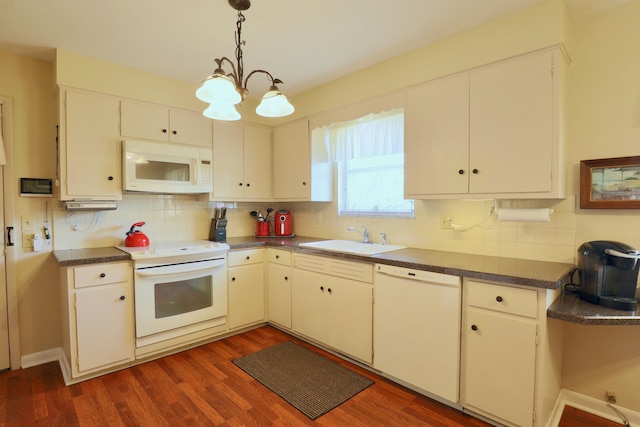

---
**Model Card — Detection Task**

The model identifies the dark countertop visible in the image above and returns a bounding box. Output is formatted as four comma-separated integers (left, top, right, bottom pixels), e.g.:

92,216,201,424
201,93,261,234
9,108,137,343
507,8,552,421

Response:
53,235,640,325
225,236,574,290
547,291,640,325
53,246,130,266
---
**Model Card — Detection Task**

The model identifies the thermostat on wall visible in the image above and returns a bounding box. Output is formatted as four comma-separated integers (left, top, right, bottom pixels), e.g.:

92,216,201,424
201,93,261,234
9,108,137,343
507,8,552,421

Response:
20,178,53,197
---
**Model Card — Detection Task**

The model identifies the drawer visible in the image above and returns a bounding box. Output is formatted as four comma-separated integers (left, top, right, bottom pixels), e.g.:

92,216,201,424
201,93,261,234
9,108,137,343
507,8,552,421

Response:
266,248,291,266
293,253,373,284
466,280,537,319
74,262,131,288
228,248,264,267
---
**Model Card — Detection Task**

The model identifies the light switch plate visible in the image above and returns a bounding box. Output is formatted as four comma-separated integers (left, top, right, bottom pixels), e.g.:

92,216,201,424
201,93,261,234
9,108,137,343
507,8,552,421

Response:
21,215,34,231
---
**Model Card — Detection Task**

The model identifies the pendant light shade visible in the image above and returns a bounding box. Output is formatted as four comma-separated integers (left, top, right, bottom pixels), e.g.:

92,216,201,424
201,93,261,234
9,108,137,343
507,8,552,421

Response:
196,70,242,105
203,102,241,121
255,86,295,118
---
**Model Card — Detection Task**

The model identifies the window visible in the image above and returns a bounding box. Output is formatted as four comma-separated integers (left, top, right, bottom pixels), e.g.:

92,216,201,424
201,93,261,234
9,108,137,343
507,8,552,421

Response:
314,109,413,217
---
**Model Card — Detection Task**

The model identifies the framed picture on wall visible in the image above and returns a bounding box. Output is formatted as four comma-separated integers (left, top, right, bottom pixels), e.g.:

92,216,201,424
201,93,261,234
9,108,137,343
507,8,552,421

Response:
580,156,640,209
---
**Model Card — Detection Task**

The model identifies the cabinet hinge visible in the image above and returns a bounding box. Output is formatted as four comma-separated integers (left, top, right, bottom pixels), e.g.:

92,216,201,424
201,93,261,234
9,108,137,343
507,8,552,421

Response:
551,64,555,76
532,409,536,421
535,334,539,346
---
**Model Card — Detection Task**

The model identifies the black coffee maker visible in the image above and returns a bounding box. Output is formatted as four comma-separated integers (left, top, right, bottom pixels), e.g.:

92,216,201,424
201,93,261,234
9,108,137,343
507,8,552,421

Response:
577,241,639,311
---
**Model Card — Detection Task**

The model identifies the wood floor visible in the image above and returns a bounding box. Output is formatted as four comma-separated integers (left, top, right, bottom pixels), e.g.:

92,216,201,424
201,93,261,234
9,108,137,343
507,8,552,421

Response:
0,325,623,426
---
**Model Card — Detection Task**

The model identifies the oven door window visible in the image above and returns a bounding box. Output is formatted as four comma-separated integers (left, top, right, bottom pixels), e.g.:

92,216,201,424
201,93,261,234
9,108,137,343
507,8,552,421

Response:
154,276,212,319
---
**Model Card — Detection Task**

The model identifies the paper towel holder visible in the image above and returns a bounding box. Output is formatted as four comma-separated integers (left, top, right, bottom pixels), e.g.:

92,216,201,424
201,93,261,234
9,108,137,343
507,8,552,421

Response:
495,200,554,222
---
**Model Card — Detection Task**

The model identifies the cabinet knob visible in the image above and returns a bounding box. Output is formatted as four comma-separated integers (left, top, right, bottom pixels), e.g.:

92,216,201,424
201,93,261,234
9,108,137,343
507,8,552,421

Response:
246,256,250,260
302,181,307,186
472,168,479,174
284,276,288,281
238,182,243,186
458,169,465,175
172,130,177,135
162,128,168,133
275,255,279,259
119,295,126,301
107,176,114,181
320,286,324,291
99,273,106,278
246,183,250,187
496,296,503,302
328,288,332,294
471,324,478,331
231,277,236,282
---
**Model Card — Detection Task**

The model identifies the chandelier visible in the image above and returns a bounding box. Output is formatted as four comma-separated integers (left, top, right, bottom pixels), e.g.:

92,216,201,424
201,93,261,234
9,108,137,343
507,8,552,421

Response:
196,0,295,121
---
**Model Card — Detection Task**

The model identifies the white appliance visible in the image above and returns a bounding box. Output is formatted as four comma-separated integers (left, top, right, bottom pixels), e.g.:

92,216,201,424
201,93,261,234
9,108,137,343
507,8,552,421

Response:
122,139,212,194
374,264,462,404
120,241,229,349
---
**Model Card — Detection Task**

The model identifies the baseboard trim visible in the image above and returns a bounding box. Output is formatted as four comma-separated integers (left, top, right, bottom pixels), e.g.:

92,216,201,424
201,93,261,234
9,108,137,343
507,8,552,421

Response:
21,347,63,369
547,389,639,426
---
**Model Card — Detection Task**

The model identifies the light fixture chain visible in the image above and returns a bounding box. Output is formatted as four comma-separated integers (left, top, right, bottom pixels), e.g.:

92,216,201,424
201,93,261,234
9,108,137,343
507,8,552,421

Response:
235,10,245,88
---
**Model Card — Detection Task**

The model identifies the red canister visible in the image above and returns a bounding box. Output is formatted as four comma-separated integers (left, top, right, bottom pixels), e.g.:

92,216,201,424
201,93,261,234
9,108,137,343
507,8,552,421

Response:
274,210,292,236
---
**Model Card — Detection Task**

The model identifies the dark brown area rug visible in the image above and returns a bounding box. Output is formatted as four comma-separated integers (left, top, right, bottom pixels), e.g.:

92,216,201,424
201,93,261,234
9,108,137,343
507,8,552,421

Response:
232,340,374,420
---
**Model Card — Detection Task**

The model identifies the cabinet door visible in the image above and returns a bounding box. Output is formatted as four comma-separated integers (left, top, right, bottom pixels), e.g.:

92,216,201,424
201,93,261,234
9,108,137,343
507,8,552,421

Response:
228,263,265,329
212,121,244,199
326,277,373,363
469,52,553,194
291,268,327,343
169,109,212,148
121,101,170,142
266,263,292,328
243,124,272,199
405,74,470,196
64,90,122,199
75,283,133,373
464,308,537,427
273,120,310,199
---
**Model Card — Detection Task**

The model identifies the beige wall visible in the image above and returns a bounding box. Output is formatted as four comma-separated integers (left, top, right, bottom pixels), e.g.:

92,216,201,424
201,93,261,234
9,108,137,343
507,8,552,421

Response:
561,0,640,411
2,0,640,413
0,50,61,355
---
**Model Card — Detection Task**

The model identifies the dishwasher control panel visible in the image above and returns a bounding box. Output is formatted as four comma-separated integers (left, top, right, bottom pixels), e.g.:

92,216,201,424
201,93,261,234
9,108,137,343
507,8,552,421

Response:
375,264,460,286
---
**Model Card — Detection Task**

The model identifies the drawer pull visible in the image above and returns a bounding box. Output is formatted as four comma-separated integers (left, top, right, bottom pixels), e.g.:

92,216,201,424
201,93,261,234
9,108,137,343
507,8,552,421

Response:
471,324,478,331
119,295,126,301
99,273,106,278
496,296,503,302
275,255,280,259
246,256,250,260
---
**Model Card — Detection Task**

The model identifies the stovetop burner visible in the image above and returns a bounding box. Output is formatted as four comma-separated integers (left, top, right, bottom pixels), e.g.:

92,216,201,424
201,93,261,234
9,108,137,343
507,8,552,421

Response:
117,240,230,260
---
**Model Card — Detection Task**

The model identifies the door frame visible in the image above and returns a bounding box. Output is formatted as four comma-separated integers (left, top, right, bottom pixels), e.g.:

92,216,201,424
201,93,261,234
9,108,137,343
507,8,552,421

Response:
1,96,21,369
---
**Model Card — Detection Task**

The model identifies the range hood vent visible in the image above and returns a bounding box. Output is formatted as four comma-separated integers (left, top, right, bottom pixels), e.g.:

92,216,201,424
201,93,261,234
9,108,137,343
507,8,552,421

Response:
63,201,118,211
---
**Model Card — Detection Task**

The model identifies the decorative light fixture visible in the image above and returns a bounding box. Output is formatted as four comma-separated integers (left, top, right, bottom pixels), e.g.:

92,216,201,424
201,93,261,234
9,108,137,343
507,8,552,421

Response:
196,0,294,121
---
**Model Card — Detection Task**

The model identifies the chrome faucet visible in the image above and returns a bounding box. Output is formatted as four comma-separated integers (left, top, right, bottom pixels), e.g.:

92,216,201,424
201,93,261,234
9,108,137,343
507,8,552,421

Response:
348,226,369,243
380,232,387,245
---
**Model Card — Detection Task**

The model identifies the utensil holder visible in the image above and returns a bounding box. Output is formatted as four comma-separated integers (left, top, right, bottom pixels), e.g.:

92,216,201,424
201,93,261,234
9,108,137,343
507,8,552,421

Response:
256,221,269,237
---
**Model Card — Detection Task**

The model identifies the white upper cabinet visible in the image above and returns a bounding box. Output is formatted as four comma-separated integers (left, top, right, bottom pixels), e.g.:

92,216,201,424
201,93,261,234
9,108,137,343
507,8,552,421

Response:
212,121,272,200
121,100,212,148
272,119,332,201
60,88,122,200
405,48,565,199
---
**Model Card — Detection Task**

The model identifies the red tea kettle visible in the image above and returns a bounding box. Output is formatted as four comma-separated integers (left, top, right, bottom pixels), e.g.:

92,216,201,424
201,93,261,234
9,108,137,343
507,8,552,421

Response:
125,222,150,247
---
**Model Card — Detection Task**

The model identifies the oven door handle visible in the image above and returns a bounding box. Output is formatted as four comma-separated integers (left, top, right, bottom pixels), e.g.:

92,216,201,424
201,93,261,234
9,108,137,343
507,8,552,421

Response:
136,259,226,277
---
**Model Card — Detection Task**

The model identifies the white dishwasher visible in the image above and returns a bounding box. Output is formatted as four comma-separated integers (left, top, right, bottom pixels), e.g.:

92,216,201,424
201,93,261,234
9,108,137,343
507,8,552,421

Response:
374,263,461,404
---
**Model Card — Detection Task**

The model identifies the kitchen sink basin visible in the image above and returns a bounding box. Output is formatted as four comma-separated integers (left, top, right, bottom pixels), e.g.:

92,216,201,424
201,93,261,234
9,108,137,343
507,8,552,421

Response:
298,240,406,255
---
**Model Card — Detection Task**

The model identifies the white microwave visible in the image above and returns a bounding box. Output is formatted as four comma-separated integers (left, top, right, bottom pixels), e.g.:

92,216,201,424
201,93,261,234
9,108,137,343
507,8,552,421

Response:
122,140,212,194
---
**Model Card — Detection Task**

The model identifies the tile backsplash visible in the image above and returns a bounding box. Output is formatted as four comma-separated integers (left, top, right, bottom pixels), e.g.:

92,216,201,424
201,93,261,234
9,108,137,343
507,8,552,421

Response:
52,193,577,264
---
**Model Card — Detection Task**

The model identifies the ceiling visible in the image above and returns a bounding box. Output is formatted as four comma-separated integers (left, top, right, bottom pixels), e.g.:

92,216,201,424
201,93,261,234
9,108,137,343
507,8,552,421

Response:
0,0,635,98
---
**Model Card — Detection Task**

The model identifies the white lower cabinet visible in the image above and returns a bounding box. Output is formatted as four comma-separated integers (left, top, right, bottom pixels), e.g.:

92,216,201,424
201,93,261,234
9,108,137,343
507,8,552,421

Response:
60,261,134,380
266,248,292,329
227,249,265,330
291,254,373,363
460,279,562,427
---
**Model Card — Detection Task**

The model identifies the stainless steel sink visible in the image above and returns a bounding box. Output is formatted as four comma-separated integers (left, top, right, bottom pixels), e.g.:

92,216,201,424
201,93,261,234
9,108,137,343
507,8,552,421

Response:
298,240,406,255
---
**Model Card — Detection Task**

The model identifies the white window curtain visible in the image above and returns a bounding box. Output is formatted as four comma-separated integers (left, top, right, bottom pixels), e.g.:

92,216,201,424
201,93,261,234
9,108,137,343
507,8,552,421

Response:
312,108,404,162
0,102,7,165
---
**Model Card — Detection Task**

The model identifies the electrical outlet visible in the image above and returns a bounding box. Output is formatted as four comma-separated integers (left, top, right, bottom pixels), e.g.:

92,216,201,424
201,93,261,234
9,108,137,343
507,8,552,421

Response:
21,215,34,231
22,233,34,248
606,390,617,403
440,215,453,229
